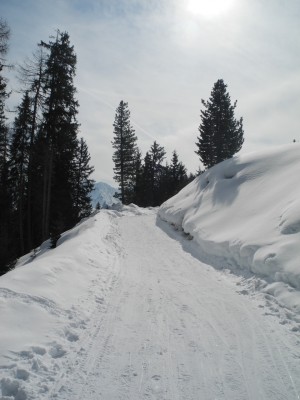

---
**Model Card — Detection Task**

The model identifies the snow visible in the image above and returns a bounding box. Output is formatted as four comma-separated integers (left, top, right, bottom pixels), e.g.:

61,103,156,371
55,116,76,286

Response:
159,143,300,317
1,145,300,399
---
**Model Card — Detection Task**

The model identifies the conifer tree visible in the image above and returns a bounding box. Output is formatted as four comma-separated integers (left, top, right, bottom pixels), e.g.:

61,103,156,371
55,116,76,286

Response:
0,19,15,272
196,79,244,169
72,137,94,219
169,150,188,196
38,31,80,241
131,147,143,205
112,100,137,204
149,140,166,206
17,47,47,250
139,151,153,206
10,91,32,255
0,19,10,179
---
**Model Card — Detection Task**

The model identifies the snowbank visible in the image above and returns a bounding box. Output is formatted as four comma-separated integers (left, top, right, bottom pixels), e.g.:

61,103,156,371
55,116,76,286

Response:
0,211,117,398
0,205,157,399
159,144,300,313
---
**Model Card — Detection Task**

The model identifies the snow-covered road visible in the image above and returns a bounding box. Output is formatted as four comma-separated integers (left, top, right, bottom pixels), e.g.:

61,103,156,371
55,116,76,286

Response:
1,209,300,399
54,212,300,399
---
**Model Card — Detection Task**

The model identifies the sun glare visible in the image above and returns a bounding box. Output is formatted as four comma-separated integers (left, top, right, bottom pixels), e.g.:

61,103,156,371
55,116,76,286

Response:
187,0,235,18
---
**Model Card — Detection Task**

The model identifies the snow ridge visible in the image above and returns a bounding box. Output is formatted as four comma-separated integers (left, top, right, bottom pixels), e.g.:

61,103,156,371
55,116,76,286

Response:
159,143,300,315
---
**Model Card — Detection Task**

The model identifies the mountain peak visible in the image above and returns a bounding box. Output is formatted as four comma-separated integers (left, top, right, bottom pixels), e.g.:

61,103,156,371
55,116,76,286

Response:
90,182,120,208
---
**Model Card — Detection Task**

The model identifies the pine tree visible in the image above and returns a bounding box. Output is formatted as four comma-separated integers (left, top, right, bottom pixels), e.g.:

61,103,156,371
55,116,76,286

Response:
169,150,188,197
139,151,153,206
17,47,47,250
112,100,137,204
149,141,166,206
72,137,94,220
10,91,32,255
196,79,244,169
0,19,15,273
0,19,10,178
38,31,80,241
131,147,143,205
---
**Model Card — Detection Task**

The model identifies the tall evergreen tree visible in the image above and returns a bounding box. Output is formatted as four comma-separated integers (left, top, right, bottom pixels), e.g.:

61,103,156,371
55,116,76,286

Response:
139,151,153,207
196,79,244,169
18,48,47,250
131,147,143,205
136,141,166,207
112,100,137,204
37,31,80,241
10,91,32,255
0,19,10,179
72,137,94,219
169,150,188,197
0,19,15,273
149,140,166,206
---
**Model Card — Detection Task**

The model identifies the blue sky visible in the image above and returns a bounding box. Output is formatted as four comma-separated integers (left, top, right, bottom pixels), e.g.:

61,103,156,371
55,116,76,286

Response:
2,0,300,184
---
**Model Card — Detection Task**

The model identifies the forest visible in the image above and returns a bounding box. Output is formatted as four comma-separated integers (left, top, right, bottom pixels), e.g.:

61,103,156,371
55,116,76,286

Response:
0,19,244,274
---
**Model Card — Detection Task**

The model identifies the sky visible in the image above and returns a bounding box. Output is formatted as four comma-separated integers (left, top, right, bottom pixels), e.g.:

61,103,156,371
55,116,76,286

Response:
1,0,300,185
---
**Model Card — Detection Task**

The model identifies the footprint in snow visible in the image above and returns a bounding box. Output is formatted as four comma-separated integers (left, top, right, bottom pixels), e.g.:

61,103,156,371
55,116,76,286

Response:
49,343,66,359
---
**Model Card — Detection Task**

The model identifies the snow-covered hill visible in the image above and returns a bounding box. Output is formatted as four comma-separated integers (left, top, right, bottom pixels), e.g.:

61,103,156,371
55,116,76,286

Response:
90,181,120,208
1,145,300,399
159,143,300,313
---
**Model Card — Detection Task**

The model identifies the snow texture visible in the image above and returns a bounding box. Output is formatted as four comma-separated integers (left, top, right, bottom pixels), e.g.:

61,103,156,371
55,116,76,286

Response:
159,143,300,316
1,145,300,399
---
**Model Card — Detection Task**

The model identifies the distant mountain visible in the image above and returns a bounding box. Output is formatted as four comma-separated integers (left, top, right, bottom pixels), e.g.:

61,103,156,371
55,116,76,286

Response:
90,182,120,208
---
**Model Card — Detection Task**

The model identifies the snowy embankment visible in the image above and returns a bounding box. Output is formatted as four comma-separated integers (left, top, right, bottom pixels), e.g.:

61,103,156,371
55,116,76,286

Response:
0,210,122,399
159,143,300,314
1,204,300,399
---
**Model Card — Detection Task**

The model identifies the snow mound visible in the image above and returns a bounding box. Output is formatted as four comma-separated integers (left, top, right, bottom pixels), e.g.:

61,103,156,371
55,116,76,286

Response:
159,143,300,313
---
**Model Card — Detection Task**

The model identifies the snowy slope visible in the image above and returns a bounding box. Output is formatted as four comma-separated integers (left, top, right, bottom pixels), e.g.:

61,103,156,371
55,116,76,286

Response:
90,182,120,208
159,143,300,314
1,206,300,399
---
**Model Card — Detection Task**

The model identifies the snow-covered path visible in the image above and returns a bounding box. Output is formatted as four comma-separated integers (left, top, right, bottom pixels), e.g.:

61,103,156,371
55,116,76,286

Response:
53,212,300,400
1,209,300,399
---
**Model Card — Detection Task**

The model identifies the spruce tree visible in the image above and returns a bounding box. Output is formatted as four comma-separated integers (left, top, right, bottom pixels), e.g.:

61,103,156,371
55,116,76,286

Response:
169,150,188,197
72,137,94,219
0,19,15,273
112,100,137,204
139,151,153,207
17,47,47,250
149,141,166,206
196,79,244,169
10,91,32,255
131,147,143,205
38,31,80,241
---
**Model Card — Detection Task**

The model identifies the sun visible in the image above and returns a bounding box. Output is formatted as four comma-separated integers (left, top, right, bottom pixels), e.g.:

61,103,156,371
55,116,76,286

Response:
187,0,235,18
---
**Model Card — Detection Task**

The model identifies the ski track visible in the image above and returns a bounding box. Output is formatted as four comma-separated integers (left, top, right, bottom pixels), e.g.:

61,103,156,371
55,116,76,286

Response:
2,211,300,399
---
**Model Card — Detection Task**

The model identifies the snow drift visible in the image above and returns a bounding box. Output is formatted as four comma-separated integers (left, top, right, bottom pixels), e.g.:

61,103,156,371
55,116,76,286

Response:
159,143,300,312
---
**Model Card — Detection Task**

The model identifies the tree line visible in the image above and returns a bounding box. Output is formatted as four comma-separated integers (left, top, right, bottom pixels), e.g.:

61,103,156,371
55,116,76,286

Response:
0,18,245,274
0,21,94,274
112,80,244,205
112,100,194,206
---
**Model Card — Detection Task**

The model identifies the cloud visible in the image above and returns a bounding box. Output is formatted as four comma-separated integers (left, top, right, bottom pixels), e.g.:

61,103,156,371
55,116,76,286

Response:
2,0,300,184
